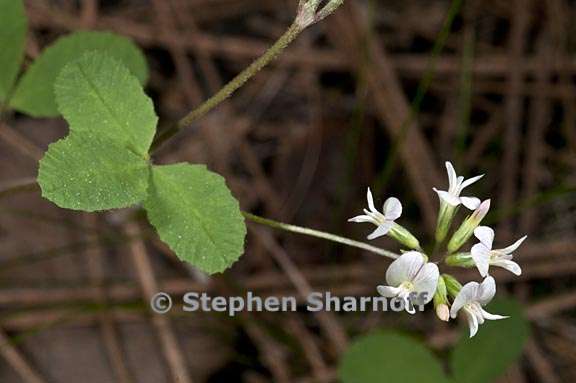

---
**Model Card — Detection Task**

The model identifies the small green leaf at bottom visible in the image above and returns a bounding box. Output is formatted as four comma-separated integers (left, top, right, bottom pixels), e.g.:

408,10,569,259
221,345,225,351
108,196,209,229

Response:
38,132,150,212
144,163,246,274
451,298,529,383
339,331,450,383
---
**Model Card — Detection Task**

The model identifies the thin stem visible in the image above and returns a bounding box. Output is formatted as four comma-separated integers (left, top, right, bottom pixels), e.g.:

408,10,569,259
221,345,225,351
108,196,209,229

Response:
243,211,399,259
151,22,304,151
2,178,398,259
0,179,397,259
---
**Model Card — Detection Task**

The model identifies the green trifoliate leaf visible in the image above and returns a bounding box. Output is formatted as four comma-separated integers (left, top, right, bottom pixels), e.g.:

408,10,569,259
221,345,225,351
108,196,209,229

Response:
54,52,157,156
451,298,529,383
144,164,246,274
0,0,26,102
339,331,451,383
10,31,148,117
38,132,150,212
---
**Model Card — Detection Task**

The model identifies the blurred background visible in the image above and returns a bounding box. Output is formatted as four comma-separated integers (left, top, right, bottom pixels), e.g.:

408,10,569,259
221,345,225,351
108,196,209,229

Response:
0,0,575,382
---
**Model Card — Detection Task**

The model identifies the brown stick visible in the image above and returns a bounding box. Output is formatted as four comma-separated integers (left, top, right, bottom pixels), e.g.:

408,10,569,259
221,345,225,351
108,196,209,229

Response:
498,0,530,239
85,215,134,383
125,221,194,383
251,226,349,355
0,328,47,383
327,2,442,231
0,122,44,162
524,339,560,383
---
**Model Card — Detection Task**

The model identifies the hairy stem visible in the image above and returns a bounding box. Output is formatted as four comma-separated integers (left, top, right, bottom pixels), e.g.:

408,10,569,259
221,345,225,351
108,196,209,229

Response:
0,177,398,260
243,211,399,259
151,22,303,151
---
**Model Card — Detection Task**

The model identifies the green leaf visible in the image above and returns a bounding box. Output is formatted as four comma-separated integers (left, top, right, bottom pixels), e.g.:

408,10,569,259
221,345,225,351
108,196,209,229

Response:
339,331,450,383
54,52,157,156
38,132,150,212
10,30,148,117
144,164,246,274
451,298,530,383
0,0,27,102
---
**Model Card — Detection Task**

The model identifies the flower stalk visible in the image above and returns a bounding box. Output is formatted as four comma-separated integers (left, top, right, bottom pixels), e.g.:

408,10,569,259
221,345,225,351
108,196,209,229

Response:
243,211,399,259
152,0,345,151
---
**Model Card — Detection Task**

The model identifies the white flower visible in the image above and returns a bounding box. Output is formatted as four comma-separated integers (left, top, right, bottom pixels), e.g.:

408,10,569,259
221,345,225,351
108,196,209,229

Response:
348,188,402,240
470,226,526,277
433,161,484,210
377,251,439,313
450,276,507,337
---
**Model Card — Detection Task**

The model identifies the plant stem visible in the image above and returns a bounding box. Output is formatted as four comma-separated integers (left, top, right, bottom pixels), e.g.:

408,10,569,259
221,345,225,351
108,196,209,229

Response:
151,22,304,151
1,177,398,259
243,211,399,259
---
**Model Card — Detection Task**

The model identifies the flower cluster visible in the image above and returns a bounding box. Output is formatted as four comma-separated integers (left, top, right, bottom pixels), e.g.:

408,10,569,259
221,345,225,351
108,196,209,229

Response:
349,161,527,337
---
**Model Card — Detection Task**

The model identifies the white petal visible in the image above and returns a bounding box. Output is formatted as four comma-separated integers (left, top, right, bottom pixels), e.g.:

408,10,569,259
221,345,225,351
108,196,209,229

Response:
460,174,484,189
367,221,393,240
474,226,494,249
460,196,481,210
465,310,479,338
377,285,400,298
366,188,376,213
385,251,425,287
499,235,527,255
492,259,522,276
433,188,461,206
383,197,402,221
450,281,480,318
473,305,485,325
471,243,491,277
480,308,508,321
412,263,440,304
476,199,491,216
348,215,374,223
405,299,417,314
445,161,458,190
476,276,496,305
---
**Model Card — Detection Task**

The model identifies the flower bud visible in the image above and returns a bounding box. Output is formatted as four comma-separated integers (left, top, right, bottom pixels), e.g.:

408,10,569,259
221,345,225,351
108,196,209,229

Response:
296,0,344,29
445,253,475,268
435,202,457,243
447,199,490,254
388,223,422,250
433,275,450,321
435,303,450,322
442,274,463,298
295,1,318,28
316,0,344,21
